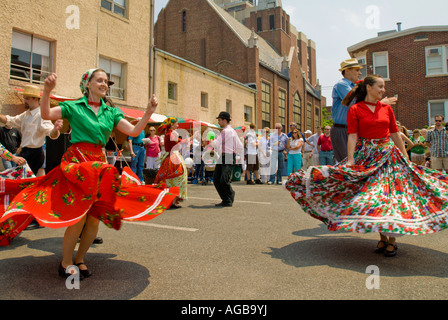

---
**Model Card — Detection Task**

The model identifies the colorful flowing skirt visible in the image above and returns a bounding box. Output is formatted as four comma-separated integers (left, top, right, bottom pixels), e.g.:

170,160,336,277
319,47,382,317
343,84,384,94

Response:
0,143,179,244
154,151,187,200
284,137,448,236
0,164,35,246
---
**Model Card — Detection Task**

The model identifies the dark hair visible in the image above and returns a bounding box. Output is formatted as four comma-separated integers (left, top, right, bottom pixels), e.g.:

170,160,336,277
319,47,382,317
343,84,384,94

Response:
342,75,383,106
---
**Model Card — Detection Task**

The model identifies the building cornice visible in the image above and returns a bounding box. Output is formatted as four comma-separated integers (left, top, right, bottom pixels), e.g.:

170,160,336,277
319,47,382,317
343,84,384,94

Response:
347,25,448,53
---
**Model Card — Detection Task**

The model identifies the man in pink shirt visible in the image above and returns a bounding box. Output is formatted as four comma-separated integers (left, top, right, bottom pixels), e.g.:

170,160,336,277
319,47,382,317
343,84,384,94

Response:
210,112,243,207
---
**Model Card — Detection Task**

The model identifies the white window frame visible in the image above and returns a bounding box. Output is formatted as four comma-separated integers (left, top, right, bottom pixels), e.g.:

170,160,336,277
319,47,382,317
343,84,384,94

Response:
10,30,53,84
99,56,126,100
373,52,389,80
428,99,448,126
425,45,448,76
356,56,367,79
101,0,127,18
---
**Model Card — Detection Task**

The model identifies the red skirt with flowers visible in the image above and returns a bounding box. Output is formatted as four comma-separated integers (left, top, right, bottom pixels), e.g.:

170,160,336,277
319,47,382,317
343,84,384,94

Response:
284,137,448,236
0,165,35,246
0,143,179,244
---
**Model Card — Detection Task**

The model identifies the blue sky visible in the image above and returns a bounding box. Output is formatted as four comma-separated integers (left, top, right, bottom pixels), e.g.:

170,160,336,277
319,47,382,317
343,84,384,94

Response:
154,0,448,102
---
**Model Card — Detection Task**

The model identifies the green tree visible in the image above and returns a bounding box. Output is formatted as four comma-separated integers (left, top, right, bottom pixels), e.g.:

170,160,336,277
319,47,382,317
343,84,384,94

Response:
321,106,333,127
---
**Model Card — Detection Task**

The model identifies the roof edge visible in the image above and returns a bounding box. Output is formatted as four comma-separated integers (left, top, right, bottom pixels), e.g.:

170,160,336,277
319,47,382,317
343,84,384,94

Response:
348,25,448,52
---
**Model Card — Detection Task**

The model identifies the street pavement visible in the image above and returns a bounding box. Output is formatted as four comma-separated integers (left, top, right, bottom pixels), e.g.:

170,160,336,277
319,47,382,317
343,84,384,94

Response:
2,178,448,301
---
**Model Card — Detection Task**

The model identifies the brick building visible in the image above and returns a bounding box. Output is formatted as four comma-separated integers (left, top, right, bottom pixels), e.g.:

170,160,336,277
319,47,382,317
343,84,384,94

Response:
155,0,325,131
347,25,448,129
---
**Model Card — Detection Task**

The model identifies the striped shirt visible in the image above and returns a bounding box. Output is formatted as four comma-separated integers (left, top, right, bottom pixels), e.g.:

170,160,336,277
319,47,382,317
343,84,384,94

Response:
427,128,448,158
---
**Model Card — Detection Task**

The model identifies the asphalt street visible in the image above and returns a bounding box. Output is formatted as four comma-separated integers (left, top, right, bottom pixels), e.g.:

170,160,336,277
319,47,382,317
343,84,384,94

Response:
2,178,448,302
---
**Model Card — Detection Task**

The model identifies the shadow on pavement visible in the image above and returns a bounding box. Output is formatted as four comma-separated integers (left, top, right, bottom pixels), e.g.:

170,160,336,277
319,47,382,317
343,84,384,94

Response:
0,237,151,299
264,223,448,278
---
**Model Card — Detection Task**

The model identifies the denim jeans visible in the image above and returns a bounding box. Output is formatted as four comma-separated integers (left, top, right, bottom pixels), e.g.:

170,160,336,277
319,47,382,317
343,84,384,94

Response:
269,151,285,183
319,150,335,166
131,145,145,182
194,161,204,180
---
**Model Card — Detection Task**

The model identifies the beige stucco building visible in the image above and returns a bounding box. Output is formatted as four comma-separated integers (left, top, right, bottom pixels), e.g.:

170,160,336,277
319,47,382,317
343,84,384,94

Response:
0,0,152,118
154,49,255,127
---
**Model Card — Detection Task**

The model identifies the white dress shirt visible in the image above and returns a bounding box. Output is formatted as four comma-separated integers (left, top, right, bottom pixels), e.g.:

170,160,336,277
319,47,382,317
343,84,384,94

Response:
6,107,59,149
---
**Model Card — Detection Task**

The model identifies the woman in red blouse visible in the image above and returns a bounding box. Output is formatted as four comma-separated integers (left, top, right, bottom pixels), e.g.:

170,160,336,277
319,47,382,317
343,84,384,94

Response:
343,75,408,257
344,75,408,165
285,75,448,258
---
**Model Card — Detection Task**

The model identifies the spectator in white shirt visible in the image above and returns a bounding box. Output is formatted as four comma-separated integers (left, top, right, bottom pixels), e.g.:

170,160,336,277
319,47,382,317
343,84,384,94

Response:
245,123,263,184
0,85,62,176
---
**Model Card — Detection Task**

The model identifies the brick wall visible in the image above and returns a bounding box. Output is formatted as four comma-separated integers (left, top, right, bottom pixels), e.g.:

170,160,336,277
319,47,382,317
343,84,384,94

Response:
351,31,448,130
155,0,324,131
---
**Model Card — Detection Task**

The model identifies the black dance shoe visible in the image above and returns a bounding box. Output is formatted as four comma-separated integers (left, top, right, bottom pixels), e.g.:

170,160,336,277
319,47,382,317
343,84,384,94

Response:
75,262,93,278
58,262,84,280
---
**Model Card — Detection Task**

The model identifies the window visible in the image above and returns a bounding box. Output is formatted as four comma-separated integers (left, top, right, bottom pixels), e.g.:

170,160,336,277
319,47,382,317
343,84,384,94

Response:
10,30,53,84
278,89,286,129
315,107,320,128
201,92,208,108
261,82,271,128
307,103,312,130
357,56,367,79
428,100,448,125
226,100,232,114
373,52,389,79
168,82,177,101
269,15,275,30
293,93,302,131
244,105,253,123
99,57,125,100
101,0,127,17
257,17,262,32
182,10,187,32
426,46,448,75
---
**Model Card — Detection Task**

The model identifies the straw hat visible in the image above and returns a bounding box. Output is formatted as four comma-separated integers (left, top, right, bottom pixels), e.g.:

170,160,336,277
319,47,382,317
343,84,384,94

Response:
339,58,363,72
19,85,41,99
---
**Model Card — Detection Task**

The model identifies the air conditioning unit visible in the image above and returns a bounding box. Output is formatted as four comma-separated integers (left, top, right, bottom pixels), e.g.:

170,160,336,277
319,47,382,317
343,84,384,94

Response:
428,48,441,56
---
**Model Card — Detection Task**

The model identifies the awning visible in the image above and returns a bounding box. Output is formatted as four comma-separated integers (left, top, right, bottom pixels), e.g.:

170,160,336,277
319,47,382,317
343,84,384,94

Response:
117,107,167,123
177,118,220,130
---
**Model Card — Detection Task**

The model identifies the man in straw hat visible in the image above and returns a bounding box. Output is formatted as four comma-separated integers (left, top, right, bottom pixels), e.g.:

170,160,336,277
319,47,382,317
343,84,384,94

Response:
331,58,397,163
0,84,63,175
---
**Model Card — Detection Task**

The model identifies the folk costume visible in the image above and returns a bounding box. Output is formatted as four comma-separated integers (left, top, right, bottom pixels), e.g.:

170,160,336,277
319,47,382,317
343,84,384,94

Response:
154,117,188,201
285,100,448,236
0,69,179,245
0,144,34,246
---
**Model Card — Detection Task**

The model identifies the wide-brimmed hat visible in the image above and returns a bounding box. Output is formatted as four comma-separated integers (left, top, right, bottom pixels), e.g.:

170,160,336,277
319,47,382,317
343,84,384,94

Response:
339,58,363,72
217,111,231,121
19,85,41,99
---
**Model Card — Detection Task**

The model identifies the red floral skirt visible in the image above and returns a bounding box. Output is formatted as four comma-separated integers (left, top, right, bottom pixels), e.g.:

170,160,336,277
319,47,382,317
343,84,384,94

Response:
0,143,179,245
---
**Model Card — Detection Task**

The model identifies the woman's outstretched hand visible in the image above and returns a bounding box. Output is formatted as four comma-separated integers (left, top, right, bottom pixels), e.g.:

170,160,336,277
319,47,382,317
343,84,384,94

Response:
147,94,158,114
